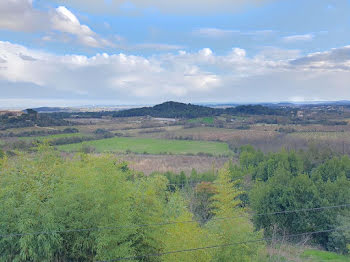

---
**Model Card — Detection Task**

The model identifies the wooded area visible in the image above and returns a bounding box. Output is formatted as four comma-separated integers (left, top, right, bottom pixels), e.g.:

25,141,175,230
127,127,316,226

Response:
0,145,349,261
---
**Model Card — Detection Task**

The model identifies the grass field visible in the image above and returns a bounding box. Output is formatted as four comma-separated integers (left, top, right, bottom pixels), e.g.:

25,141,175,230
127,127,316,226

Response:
268,246,350,262
188,117,214,125
302,249,350,261
58,137,232,156
18,133,86,141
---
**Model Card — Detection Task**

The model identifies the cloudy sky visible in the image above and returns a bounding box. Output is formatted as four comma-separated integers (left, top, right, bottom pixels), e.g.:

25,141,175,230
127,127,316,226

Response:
1,0,350,107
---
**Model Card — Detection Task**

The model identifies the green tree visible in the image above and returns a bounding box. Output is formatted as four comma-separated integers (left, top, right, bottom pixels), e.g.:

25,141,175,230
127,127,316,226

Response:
162,192,214,262
207,166,264,261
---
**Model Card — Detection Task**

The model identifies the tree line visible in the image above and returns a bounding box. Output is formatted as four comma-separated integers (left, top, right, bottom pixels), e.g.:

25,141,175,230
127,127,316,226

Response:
0,144,349,261
113,101,290,118
0,146,263,261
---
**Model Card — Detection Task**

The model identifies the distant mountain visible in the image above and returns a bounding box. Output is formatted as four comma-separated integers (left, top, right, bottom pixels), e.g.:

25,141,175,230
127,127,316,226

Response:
113,101,286,118
31,107,70,113
113,101,218,118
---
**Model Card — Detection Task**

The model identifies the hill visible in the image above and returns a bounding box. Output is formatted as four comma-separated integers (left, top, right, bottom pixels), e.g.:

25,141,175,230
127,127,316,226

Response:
113,101,218,118
0,109,71,130
113,101,286,118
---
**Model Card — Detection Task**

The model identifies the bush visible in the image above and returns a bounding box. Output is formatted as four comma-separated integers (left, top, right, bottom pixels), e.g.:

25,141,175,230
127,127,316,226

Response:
63,127,79,133
327,214,350,254
248,148,350,249
94,128,114,138
80,144,96,154
235,125,251,130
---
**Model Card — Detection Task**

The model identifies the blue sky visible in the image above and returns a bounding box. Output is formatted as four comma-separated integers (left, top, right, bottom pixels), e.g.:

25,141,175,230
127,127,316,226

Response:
0,0,350,107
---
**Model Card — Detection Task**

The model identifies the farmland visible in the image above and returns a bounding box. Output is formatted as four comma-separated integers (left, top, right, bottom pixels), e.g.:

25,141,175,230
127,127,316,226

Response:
18,132,86,141
58,136,232,156
0,102,350,261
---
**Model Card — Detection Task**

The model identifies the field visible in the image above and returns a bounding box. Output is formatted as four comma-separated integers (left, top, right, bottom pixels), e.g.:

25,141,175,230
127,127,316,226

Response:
3,103,350,172
58,136,232,156
18,132,86,141
302,249,350,261
119,154,230,175
188,117,214,124
267,246,350,262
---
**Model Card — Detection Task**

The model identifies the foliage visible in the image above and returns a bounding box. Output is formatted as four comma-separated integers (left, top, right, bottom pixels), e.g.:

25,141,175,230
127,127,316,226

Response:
113,101,286,119
0,148,173,261
327,213,350,254
2,143,350,260
207,166,264,261
160,168,216,188
0,128,79,138
94,128,115,138
162,192,215,262
113,101,218,119
0,111,70,130
0,148,4,159
0,147,269,261
191,182,217,223
246,147,350,250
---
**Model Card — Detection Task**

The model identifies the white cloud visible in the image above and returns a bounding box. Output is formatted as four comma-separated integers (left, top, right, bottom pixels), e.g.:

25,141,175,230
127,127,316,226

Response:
0,0,111,48
194,28,275,38
127,43,185,51
255,47,301,61
51,6,113,48
194,28,239,38
282,34,314,43
290,46,350,70
1,41,350,106
0,0,48,31
51,0,274,14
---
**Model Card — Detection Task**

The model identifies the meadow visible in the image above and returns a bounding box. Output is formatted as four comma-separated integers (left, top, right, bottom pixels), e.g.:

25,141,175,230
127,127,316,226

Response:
18,132,86,141
188,117,215,125
57,136,232,156
267,246,350,262
302,250,350,261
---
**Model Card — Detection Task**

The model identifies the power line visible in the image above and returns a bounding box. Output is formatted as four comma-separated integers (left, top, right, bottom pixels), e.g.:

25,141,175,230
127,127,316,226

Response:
0,203,349,238
96,227,348,261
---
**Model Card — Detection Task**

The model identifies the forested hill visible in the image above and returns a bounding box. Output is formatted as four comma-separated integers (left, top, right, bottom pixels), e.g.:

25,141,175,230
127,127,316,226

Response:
113,101,286,118
113,101,218,118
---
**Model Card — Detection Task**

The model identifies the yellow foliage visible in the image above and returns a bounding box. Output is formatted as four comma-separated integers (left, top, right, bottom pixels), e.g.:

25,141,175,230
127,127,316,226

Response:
208,165,265,261
162,209,214,262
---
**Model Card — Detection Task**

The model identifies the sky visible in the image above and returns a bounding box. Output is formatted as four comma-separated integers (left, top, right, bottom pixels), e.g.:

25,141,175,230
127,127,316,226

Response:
1,0,350,107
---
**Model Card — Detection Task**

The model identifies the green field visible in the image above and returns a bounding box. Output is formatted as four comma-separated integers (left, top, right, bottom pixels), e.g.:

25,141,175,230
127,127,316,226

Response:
188,117,214,125
268,247,350,262
18,133,86,141
58,137,232,156
302,249,350,261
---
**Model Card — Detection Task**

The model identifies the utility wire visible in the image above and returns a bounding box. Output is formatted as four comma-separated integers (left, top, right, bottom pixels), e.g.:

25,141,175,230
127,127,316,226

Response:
0,203,349,238
97,227,348,261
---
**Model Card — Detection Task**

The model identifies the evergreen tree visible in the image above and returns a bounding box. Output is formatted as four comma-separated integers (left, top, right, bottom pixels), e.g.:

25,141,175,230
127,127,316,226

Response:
207,166,264,261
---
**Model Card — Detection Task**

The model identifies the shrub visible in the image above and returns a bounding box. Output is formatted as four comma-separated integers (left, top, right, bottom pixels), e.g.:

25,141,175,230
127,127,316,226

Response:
80,144,96,154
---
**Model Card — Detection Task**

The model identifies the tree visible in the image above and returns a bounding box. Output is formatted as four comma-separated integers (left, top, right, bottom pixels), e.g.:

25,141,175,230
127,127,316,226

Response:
0,147,172,261
249,151,350,249
328,212,350,254
162,192,214,262
207,166,264,261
